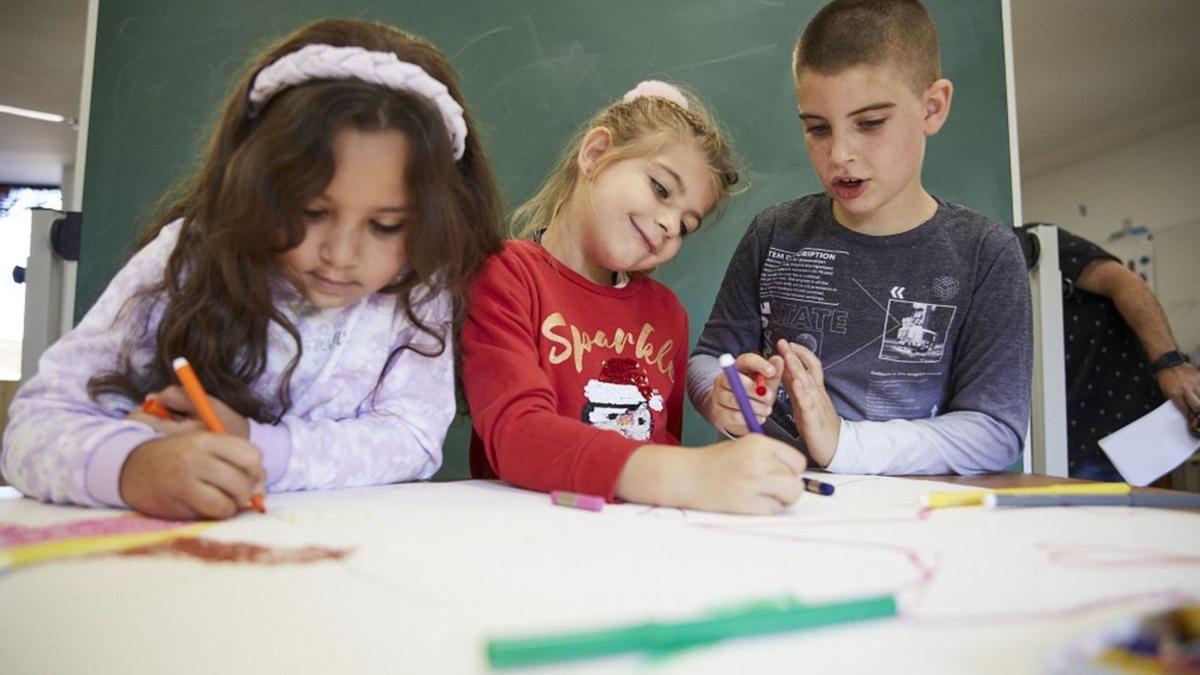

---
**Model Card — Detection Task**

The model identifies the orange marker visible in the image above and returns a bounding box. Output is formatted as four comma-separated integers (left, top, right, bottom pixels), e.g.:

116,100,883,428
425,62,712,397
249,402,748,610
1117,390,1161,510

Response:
753,372,768,397
140,396,173,420
172,357,227,434
172,357,266,513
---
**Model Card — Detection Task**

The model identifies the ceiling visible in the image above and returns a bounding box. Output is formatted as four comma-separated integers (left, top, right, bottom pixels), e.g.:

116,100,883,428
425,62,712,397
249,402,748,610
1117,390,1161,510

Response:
0,0,87,187
1010,0,1200,179
1,0,1198,187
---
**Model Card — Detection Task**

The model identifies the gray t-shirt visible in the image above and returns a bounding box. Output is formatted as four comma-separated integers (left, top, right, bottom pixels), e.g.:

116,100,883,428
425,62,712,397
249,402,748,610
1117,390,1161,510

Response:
689,194,1032,475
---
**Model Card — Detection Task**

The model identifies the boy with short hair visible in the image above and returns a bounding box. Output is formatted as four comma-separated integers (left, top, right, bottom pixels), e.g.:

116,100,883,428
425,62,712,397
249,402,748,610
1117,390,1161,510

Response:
688,0,1032,474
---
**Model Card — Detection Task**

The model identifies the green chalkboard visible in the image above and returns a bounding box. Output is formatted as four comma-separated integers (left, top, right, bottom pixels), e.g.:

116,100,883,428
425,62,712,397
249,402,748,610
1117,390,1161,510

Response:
79,0,1013,480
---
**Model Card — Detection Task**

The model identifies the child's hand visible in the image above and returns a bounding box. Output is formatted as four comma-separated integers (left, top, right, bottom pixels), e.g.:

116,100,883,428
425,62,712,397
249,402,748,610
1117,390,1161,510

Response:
119,432,265,520
707,352,786,435
617,436,807,515
127,395,206,435
684,435,808,514
777,339,841,467
137,385,251,439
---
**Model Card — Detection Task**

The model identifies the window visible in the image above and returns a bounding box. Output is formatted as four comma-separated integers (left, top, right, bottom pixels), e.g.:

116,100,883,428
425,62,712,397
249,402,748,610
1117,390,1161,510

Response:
0,186,63,380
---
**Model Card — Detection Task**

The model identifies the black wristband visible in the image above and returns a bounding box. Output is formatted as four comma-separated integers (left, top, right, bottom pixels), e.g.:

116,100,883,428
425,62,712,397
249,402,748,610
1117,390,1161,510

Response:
1151,350,1190,372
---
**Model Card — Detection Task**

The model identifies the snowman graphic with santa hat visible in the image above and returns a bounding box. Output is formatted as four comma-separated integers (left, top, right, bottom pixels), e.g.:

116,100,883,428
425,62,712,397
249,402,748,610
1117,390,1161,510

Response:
581,358,664,441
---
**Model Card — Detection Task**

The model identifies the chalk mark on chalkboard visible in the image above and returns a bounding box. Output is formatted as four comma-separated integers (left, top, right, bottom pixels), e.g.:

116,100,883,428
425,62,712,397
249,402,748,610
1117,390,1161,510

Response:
675,44,778,72
452,25,513,60
112,53,148,120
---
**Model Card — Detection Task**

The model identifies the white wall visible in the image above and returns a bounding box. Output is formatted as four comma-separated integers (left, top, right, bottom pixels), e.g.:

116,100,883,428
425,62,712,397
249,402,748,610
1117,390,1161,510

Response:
1022,118,1200,359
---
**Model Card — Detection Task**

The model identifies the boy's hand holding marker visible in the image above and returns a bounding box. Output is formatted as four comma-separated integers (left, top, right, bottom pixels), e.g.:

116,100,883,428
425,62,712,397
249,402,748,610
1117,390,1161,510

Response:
708,341,842,468
708,351,786,436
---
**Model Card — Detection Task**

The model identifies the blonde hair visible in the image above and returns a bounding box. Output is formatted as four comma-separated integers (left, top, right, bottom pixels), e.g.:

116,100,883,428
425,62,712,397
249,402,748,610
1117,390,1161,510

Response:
513,84,741,239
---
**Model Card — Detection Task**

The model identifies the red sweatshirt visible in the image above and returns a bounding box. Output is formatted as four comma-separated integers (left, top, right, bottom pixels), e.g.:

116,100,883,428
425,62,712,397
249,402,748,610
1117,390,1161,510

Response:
462,240,688,500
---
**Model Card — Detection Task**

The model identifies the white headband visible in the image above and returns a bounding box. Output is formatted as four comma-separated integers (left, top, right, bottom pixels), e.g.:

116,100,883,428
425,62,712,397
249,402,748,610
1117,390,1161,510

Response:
621,80,690,110
248,44,468,160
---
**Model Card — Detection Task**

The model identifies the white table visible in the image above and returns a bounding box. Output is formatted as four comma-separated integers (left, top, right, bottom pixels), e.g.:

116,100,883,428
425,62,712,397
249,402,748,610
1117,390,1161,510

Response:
2,477,1197,674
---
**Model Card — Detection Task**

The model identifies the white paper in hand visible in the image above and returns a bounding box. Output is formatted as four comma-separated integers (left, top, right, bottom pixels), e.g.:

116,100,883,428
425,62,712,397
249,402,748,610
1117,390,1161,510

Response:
1098,401,1200,486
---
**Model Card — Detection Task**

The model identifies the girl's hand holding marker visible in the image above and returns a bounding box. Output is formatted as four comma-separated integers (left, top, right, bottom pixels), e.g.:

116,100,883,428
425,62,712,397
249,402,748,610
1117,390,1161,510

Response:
124,358,265,518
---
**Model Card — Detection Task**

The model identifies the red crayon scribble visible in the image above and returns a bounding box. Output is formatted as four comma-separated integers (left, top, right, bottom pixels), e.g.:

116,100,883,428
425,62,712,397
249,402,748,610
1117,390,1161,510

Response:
118,538,352,565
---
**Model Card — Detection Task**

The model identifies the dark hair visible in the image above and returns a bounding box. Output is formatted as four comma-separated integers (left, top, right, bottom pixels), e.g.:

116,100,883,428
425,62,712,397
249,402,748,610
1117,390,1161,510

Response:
89,18,504,421
793,0,941,94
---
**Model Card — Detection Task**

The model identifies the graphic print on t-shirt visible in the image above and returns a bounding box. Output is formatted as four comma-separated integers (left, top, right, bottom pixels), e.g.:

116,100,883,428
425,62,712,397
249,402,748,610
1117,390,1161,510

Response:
759,242,967,427
878,300,957,363
760,247,849,359
760,300,825,357
581,358,664,441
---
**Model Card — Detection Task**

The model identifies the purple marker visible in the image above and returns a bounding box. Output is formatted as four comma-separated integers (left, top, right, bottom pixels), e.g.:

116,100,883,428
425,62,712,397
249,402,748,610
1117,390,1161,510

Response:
803,477,836,496
719,353,763,434
550,490,605,512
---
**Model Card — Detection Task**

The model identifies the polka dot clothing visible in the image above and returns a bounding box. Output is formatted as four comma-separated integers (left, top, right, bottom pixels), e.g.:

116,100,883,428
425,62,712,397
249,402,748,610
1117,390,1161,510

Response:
1020,225,1164,481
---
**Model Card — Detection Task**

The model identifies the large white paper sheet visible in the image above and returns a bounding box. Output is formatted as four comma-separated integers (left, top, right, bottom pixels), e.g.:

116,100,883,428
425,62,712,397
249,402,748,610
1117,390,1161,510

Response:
2,477,1198,674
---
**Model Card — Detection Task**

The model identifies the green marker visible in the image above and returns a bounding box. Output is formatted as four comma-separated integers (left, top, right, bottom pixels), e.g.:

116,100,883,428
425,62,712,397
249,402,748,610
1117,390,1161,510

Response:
486,593,897,669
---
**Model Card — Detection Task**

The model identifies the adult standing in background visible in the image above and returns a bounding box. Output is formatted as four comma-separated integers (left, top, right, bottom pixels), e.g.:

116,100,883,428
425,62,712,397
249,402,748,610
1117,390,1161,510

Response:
1019,223,1200,481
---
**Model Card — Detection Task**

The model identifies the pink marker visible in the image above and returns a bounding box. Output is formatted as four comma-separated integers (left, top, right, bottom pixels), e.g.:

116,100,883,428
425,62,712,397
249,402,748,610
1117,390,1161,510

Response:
550,490,605,512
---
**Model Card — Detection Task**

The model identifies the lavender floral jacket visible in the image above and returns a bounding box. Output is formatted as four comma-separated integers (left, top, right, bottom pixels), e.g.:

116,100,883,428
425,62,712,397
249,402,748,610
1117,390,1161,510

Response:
2,220,454,507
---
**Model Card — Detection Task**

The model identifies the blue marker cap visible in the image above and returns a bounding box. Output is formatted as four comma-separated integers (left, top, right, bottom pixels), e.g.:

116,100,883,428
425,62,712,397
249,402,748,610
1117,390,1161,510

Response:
803,477,835,496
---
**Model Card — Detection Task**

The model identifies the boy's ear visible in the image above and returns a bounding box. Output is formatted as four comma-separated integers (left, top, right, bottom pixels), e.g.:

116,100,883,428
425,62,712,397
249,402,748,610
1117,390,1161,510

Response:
577,127,613,178
922,78,953,136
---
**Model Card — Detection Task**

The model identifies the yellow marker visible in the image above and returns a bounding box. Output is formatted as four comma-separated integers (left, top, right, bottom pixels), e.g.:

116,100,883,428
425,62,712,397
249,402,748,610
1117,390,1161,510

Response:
920,482,1131,509
0,523,212,569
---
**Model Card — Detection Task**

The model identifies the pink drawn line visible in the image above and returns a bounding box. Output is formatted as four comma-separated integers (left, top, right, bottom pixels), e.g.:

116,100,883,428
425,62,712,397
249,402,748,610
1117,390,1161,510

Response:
0,516,192,548
637,505,690,518
729,510,932,529
1039,542,1200,568
695,519,1198,626
693,522,942,595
